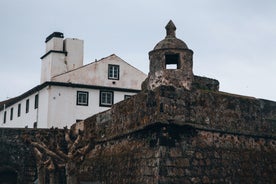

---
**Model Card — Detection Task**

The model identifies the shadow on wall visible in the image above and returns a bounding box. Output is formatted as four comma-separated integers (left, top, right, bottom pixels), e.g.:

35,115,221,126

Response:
0,168,17,184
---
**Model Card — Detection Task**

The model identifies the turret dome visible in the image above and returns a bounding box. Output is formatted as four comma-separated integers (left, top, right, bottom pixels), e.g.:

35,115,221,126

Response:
153,20,188,50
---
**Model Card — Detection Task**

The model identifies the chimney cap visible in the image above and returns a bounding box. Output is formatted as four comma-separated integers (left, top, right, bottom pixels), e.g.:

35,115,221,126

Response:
45,32,64,43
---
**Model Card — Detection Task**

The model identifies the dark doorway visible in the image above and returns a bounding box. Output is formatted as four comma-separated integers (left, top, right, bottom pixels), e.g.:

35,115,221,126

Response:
0,170,18,184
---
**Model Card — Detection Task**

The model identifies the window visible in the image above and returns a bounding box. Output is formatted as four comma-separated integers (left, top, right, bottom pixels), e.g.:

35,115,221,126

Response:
124,95,132,100
100,91,114,107
77,91,89,106
165,54,180,69
34,94,39,109
3,111,6,124
10,108,13,120
18,104,21,117
108,64,119,80
26,99,29,113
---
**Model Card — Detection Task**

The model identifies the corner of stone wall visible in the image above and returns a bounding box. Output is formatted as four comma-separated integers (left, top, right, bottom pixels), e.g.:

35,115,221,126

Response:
192,75,219,91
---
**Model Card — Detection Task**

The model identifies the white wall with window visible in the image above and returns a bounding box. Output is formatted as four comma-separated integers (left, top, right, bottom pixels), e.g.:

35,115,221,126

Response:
52,54,147,90
0,92,43,128
46,85,137,128
0,84,137,128
0,33,147,129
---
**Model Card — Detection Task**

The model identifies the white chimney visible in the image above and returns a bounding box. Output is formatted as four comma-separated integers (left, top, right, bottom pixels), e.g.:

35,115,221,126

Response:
64,38,84,71
40,32,84,83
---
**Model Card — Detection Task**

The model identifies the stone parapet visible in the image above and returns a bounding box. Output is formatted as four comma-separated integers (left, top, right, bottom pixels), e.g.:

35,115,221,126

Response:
82,85,275,142
192,75,219,91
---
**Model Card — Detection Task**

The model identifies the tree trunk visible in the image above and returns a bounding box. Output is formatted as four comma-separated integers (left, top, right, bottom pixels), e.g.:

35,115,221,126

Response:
37,166,46,184
66,162,78,184
49,171,56,184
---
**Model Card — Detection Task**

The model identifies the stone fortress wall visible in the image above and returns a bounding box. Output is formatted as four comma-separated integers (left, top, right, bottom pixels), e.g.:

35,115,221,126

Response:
74,84,275,183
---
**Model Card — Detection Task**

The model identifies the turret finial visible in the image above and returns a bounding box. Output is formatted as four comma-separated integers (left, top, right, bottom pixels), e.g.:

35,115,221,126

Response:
165,20,176,37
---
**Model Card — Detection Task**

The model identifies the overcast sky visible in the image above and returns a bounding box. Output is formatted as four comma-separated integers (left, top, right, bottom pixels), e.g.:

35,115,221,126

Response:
0,0,275,102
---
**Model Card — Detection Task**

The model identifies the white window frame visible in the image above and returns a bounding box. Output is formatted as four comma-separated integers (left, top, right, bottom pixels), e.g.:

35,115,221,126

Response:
77,91,89,106
100,91,114,107
108,64,119,80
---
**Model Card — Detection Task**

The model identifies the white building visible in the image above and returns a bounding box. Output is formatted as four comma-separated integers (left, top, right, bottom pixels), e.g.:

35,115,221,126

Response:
0,32,147,128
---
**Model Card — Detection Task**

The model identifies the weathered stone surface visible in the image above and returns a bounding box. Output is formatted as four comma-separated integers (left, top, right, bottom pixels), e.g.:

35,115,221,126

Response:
72,84,275,183
81,85,275,143
193,75,219,91
0,128,67,184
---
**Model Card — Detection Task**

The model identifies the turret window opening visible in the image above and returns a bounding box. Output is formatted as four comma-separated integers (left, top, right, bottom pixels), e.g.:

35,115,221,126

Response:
165,54,180,69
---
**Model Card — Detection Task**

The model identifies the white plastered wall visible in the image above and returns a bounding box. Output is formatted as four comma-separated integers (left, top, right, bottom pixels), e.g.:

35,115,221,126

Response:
46,85,137,128
52,54,147,90
41,52,67,83
0,84,138,129
64,38,84,71
0,93,39,128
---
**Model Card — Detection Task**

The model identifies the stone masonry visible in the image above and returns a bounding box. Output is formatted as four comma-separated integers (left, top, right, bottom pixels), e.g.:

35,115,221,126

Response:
74,85,275,183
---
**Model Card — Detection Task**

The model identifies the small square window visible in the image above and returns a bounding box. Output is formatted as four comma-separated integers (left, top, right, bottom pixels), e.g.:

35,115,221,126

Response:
77,91,89,106
100,91,114,107
108,64,120,80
